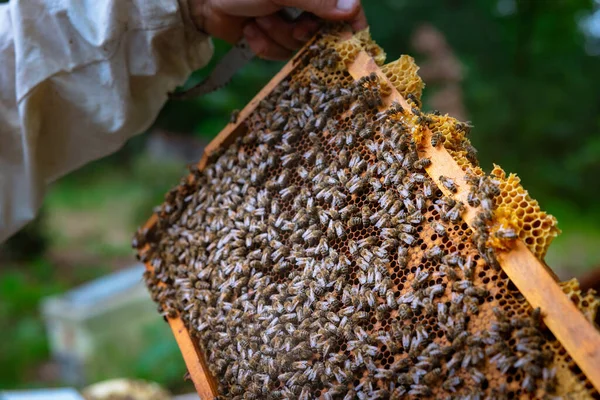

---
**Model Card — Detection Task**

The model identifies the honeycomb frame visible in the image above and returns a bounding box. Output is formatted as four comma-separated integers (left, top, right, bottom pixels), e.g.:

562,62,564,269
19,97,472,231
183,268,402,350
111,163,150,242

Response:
136,28,600,399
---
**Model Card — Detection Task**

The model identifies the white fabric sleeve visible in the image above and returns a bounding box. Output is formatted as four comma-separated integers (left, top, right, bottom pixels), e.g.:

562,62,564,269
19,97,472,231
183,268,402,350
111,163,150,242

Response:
0,0,213,242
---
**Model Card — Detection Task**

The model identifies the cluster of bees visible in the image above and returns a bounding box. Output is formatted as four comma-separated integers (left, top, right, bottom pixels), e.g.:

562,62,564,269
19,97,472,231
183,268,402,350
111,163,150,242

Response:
136,34,596,399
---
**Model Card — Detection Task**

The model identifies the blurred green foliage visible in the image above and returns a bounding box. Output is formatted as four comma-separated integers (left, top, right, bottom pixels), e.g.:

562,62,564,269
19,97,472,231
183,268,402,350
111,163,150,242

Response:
0,153,189,391
0,259,189,391
0,259,67,388
1,0,599,392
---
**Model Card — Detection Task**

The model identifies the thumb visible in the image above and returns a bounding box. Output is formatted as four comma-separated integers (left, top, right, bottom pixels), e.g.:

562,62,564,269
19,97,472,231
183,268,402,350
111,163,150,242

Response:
275,0,361,21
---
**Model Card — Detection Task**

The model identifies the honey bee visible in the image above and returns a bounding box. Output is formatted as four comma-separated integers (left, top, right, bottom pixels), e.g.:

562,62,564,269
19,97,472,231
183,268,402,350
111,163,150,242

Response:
422,367,442,385
463,295,479,314
466,187,481,208
445,349,465,371
411,173,426,183
470,368,487,387
358,126,374,139
420,181,434,200
383,200,400,216
521,374,536,393
405,211,422,225
229,109,241,124
347,216,362,228
481,177,501,197
413,157,431,170
489,310,507,328
406,93,421,108
452,280,473,292
351,311,369,323
441,376,462,393
491,320,512,335
480,196,494,213
516,326,539,338
399,232,416,246
529,307,543,329
397,246,409,267
465,286,489,298
439,175,457,193
430,221,446,237
425,245,444,261
426,284,445,300
407,384,431,397
438,264,459,281
348,239,358,256
412,268,430,289
446,201,465,222
495,225,518,240
279,185,298,200
346,176,368,194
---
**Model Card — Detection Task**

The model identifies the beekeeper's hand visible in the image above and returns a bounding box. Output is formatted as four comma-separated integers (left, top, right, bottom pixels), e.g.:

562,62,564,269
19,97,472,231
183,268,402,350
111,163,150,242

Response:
189,0,368,60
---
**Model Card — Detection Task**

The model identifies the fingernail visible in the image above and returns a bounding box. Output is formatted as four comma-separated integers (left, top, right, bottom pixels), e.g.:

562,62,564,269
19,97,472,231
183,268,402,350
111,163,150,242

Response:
256,17,272,30
244,24,259,39
336,0,356,11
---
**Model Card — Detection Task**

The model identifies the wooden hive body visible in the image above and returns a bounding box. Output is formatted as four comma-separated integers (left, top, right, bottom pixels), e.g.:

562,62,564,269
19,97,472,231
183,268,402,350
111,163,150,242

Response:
136,28,600,399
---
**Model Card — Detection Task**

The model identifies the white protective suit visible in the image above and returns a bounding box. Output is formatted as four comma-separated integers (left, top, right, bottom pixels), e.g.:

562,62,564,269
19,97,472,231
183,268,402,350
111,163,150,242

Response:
0,0,213,242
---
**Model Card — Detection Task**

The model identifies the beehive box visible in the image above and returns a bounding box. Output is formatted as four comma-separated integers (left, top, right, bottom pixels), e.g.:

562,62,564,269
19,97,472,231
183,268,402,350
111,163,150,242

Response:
40,265,177,386
134,27,600,399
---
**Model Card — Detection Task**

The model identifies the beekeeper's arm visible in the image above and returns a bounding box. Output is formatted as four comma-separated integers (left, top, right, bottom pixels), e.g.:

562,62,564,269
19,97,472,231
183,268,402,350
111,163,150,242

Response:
0,0,366,242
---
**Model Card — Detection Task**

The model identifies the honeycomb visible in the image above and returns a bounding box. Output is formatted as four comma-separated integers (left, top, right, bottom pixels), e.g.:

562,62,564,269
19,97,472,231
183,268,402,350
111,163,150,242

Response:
409,106,559,261
422,112,481,174
381,55,424,105
560,278,599,325
136,28,599,399
332,28,386,67
490,165,560,260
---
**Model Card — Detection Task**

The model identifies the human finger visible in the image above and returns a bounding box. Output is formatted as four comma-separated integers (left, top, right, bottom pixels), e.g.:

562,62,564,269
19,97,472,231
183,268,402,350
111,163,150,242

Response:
214,0,280,17
350,6,368,31
243,22,294,60
256,14,304,51
216,0,361,21
192,1,249,43
273,0,362,21
292,15,320,42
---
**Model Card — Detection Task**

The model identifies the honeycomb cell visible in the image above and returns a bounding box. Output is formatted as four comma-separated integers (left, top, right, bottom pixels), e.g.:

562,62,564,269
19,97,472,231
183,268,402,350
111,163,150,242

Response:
560,278,600,324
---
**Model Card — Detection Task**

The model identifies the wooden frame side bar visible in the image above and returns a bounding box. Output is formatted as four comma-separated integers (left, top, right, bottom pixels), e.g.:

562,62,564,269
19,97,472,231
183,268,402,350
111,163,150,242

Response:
141,261,219,398
167,316,219,398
